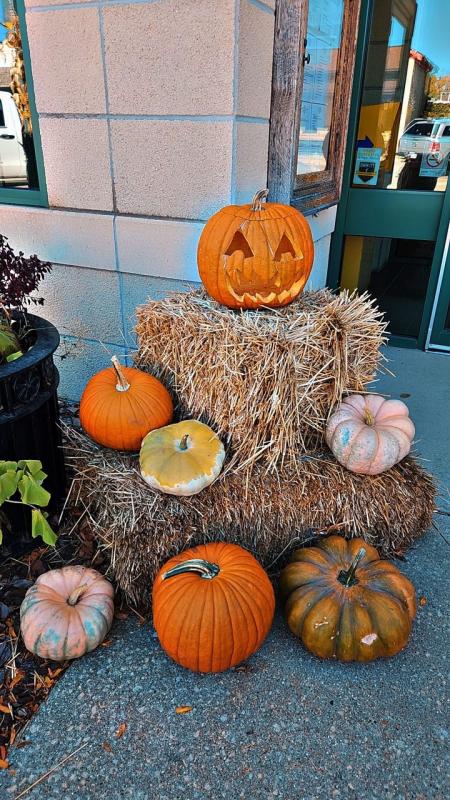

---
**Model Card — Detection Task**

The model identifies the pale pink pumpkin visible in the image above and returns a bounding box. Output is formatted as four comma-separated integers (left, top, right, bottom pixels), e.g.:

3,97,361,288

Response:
20,566,114,661
325,395,415,475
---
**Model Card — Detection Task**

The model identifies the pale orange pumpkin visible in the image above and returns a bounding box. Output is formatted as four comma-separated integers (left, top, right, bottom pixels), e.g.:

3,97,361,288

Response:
79,356,173,451
20,566,114,661
197,189,314,309
326,394,415,475
153,542,275,672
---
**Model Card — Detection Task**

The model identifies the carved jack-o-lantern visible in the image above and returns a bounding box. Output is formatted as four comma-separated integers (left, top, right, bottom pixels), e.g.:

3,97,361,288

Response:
197,190,314,309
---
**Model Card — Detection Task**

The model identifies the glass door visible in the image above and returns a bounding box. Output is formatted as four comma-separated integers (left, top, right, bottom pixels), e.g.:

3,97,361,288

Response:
329,0,450,348
427,221,450,349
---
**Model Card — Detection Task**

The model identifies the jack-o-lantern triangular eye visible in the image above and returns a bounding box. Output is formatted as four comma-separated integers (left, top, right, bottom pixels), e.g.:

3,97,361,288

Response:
225,230,254,259
273,234,296,261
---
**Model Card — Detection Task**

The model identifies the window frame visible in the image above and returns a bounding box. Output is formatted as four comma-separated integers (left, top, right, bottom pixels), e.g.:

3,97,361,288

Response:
268,0,361,214
0,0,47,207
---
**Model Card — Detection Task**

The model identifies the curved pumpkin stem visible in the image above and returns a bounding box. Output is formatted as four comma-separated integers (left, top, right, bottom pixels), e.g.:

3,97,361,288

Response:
163,559,220,581
67,583,89,606
251,188,269,212
179,434,190,451
337,548,366,588
111,355,130,392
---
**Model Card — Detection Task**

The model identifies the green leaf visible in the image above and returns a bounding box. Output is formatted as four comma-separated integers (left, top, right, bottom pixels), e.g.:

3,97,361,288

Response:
18,460,45,477
18,474,51,507
6,351,23,363
0,527,3,545
31,509,57,546
0,461,18,475
0,470,19,505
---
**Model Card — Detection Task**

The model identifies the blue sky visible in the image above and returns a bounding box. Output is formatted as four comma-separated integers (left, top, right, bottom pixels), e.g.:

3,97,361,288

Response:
412,0,450,76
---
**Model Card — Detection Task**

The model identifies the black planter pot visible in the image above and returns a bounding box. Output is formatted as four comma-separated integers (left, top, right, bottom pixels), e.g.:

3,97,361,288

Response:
0,313,66,555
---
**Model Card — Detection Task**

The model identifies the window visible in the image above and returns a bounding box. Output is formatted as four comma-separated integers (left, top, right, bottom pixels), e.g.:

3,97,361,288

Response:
405,122,434,137
0,0,46,205
268,0,361,213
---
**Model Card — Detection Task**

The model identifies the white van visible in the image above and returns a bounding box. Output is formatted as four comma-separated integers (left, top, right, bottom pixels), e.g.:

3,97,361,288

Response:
0,90,27,184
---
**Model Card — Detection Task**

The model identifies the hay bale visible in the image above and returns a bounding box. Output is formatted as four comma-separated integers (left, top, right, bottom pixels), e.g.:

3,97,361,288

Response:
64,427,435,611
135,288,387,472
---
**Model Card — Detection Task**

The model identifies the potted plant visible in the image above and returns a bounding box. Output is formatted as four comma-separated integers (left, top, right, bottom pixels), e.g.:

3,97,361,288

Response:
0,234,65,554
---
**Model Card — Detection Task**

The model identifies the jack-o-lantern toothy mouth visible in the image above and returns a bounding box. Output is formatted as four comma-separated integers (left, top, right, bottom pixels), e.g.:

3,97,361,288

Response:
223,251,306,305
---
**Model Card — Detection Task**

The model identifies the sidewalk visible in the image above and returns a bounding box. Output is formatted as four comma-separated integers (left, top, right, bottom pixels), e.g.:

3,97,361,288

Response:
2,346,449,800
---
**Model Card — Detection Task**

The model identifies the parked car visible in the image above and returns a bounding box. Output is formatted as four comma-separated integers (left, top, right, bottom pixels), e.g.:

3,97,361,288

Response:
0,89,27,184
398,117,450,158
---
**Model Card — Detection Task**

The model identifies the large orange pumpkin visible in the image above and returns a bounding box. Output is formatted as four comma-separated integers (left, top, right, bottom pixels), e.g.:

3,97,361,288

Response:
280,536,416,662
197,189,314,309
79,356,173,451
326,394,415,474
20,566,114,661
153,542,275,672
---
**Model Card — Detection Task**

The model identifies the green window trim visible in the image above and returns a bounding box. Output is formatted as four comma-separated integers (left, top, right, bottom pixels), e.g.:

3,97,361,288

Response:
0,0,47,207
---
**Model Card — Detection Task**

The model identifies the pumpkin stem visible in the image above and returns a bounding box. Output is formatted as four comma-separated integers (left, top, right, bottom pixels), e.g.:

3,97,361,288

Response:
337,548,366,588
163,559,220,581
251,188,269,212
111,355,130,392
364,409,375,426
179,434,190,451
67,583,89,606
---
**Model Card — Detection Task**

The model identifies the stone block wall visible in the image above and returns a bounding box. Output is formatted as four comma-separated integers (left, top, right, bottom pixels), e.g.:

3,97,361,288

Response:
0,0,336,399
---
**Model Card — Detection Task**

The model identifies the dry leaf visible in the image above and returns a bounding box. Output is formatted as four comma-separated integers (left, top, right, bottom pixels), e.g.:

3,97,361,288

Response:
175,706,193,715
9,728,17,746
0,759,9,770
115,722,127,738
9,671,25,689
102,741,113,752
419,596,427,606
0,704,11,714
48,667,64,679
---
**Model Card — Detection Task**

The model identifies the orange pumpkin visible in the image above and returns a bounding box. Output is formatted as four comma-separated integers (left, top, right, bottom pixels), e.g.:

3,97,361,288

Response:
197,189,314,309
280,536,416,662
153,542,275,672
20,566,114,661
326,395,415,474
80,356,173,451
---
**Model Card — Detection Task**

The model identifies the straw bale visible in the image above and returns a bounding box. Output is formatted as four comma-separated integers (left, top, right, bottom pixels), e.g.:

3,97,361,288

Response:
135,289,387,472
64,427,435,611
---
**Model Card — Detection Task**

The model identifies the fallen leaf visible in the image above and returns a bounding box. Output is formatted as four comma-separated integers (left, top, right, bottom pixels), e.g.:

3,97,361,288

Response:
0,759,9,770
115,722,127,738
0,704,11,714
419,596,427,606
0,745,6,760
102,741,113,752
175,706,193,715
9,728,17,746
47,667,64,679
9,670,25,689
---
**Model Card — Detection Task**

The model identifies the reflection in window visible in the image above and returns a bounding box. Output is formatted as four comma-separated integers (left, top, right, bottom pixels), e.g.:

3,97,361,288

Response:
340,236,434,338
0,0,38,189
352,0,450,193
297,0,344,176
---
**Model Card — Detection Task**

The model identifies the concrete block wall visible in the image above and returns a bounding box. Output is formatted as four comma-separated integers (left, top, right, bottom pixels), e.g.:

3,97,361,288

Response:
0,0,337,399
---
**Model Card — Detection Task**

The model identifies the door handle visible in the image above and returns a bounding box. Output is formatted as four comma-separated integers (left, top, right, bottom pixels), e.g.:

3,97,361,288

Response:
0,134,15,139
